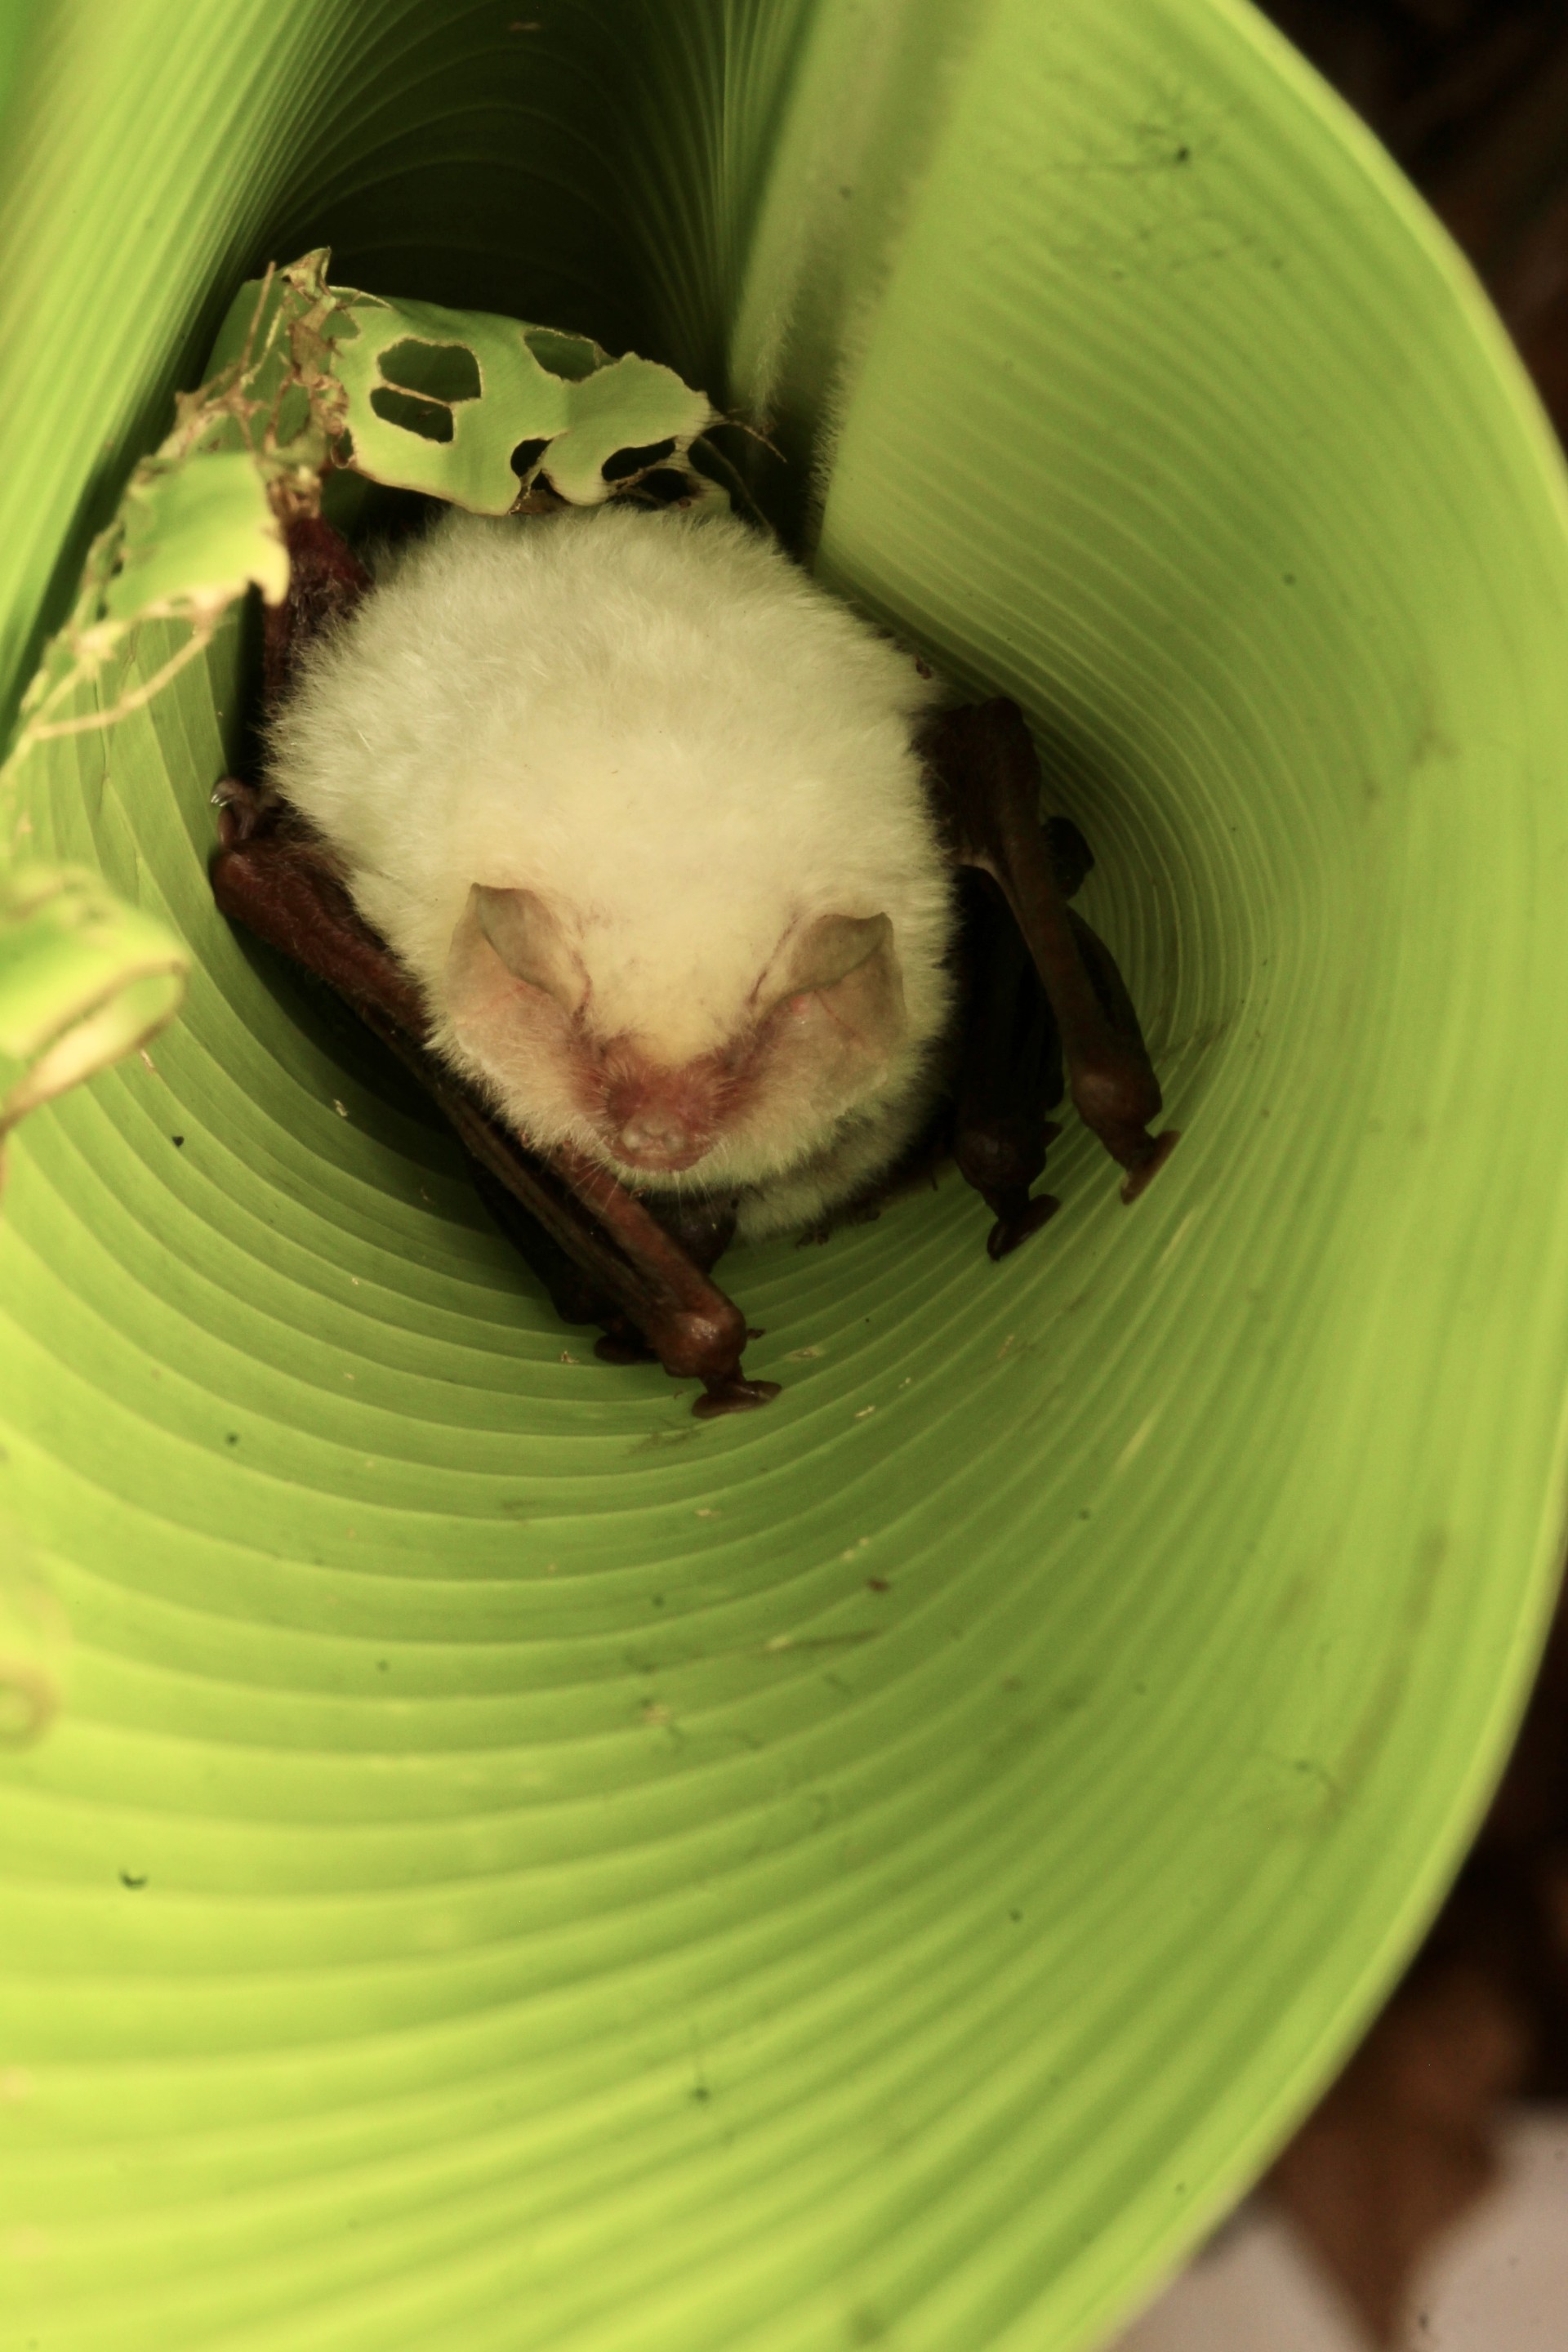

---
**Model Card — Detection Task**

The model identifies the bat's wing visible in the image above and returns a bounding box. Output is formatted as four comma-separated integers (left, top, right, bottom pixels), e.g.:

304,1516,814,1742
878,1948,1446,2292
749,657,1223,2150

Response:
925,697,1178,1201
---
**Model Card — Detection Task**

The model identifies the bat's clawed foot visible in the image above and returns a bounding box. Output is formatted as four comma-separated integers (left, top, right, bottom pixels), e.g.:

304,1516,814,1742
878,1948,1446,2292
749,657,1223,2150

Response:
985,1189,1060,1261
1118,1127,1180,1204
956,1113,1061,1263
694,1373,782,1418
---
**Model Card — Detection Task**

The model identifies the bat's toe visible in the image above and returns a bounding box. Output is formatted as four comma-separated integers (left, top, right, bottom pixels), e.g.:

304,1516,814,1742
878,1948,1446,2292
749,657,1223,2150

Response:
1119,1128,1180,1205
986,1190,1060,1261
693,1374,782,1419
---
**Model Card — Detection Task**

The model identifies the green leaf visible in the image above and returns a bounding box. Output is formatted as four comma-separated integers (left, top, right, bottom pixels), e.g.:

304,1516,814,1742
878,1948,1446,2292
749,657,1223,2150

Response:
100,448,287,626
209,270,719,511
0,1516,68,1749
5,251,718,770
2,8,1568,2352
0,861,187,1167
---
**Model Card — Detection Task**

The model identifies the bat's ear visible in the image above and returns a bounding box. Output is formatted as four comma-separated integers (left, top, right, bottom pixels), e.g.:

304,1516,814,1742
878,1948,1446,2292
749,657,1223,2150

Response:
786,912,894,995
467,884,580,1009
445,885,582,1045
776,911,907,1068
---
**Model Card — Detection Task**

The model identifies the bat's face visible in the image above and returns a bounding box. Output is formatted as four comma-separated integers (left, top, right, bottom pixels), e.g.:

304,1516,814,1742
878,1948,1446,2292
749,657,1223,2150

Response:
441,882,913,1189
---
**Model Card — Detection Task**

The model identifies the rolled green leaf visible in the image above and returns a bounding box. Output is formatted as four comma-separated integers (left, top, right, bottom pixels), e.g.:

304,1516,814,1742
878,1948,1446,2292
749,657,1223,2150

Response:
2,5,1567,2351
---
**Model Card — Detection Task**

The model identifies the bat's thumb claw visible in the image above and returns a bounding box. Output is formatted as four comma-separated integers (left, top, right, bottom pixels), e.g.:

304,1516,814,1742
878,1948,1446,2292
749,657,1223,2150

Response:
1119,1129,1179,1204
210,777,270,848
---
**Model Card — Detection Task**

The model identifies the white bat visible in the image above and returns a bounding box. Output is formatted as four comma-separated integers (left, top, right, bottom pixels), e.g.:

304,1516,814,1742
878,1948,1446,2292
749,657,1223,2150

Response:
266,501,959,1241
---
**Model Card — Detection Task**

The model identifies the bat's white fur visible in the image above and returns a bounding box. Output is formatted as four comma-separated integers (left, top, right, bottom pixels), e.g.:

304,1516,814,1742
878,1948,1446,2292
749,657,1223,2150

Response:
269,502,955,1240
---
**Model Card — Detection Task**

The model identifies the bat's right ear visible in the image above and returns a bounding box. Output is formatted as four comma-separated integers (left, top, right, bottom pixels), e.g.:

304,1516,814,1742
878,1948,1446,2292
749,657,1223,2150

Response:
785,912,894,996
451,884,582,1013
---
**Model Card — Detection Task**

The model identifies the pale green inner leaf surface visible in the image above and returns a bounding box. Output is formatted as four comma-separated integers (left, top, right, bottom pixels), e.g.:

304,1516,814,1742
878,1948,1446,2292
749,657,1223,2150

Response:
1,5,1566,2352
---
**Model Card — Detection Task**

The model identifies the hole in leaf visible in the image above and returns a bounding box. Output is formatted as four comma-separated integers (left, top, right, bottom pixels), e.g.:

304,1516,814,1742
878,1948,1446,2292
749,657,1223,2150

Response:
509,436,550,480
377,338,483,406
369,385,455,443
601,438,677,483
523,327,601,382
633,468,693,506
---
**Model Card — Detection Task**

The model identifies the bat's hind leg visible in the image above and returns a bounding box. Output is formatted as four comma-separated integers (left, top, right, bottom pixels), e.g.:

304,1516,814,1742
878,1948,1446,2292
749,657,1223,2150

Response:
1063,909,1180,1202
926,700,1178,1205
952,870,1063,1259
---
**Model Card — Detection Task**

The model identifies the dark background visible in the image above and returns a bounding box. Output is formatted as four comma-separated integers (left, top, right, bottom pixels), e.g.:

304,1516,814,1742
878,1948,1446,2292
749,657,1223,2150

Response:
1243,7,1568,2340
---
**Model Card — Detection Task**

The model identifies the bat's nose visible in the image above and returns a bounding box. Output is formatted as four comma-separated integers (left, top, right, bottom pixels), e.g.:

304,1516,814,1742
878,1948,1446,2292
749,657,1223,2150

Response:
612,1109,710,1173
604,1055,724,1172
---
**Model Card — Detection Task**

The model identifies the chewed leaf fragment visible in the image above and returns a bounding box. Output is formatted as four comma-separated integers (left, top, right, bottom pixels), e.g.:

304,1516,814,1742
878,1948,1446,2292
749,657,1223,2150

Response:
0,864,188,1183
325,286,718,511
524,354,715,506
3,247,721,775
2,256,323,767
329,292,572,511
7,452,287,759
103,450,287,626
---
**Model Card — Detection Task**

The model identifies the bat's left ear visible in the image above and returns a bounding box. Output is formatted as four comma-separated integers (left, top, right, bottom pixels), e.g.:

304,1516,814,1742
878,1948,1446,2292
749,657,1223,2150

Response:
470,886,578,1007
443,883,585,1058
773,911,907,1074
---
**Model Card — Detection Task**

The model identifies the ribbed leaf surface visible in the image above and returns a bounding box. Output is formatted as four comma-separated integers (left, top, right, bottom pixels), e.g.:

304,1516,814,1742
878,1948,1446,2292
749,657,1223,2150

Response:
2,4,1567,2349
